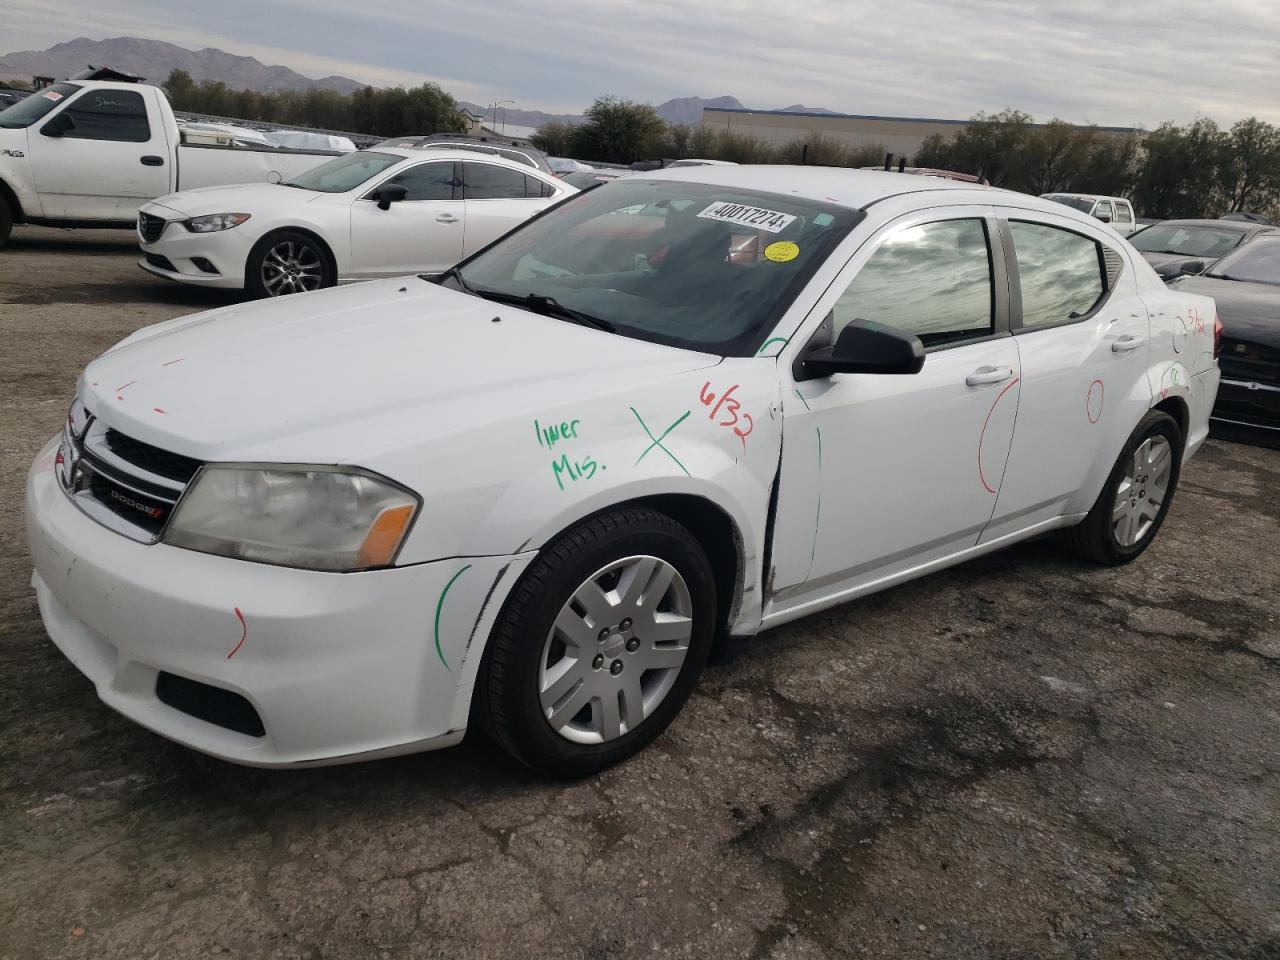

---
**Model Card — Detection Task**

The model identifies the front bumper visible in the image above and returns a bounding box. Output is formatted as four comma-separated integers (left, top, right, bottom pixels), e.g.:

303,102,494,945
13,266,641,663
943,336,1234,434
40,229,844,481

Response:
1211,377,1280,434
137,206,252,289
26,435,529,767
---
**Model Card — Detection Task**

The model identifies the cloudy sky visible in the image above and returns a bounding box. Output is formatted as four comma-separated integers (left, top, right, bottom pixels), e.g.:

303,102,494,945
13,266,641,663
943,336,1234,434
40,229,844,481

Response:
5,0,1279,125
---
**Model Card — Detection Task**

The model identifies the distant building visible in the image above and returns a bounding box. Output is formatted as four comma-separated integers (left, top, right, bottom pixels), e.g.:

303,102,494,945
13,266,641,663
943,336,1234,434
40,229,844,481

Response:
461,110,486,135
701,107,1141,161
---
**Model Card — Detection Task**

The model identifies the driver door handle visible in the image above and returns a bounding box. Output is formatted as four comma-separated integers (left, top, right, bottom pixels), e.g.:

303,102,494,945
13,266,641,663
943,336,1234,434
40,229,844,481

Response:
1112,335,1145,353
436,214,459,224
140,155,164,166
965,365,1015,386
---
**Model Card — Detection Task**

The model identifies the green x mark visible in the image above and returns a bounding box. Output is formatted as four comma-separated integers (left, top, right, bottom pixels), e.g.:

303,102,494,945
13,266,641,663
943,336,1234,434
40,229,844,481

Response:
632,407,691,477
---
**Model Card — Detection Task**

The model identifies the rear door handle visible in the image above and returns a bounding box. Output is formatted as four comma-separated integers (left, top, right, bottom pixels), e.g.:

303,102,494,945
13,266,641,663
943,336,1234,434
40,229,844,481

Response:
436,214,459,224
140,155,164,166
1112,335,1145,353
965,365,1015,386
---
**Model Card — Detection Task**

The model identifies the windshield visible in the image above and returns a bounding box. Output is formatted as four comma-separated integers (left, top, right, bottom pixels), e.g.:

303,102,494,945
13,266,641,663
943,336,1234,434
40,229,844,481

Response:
1042,195,1095,213
0,83,81,129
1131,224,1245,258
283,151,401,192
1208,235,1280,284
453,179,860,355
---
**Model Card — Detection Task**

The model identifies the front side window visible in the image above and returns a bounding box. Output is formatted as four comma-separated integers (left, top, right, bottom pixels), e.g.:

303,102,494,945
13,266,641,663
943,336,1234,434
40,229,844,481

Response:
1010,221,1106,328
56,89,150,142
0,83,81,129
833,218,994,348
376,161,458,201
454,179,858,355
463,162,537,199
1131,224,1245,259
284,151,402,193
1208,235,1280,284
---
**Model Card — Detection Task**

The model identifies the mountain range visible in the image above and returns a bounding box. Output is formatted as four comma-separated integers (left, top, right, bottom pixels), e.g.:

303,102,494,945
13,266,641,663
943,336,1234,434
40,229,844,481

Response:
0,37,835,126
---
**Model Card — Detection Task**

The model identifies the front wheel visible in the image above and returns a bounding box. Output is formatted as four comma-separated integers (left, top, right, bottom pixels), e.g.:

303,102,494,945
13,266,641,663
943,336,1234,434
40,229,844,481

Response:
1068,410,1183,565
0,199,13,248
475,508,717,777
246,231,333,298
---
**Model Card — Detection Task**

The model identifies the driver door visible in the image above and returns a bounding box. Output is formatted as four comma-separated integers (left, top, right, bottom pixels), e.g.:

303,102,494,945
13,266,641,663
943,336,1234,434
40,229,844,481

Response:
768,208,1022,614
348,160,464,277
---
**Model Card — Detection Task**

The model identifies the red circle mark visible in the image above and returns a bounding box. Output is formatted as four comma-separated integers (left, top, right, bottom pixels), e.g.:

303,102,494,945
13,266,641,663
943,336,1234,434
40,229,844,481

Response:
1086,379,1104,424
226,607,247,660
978,377,1021,494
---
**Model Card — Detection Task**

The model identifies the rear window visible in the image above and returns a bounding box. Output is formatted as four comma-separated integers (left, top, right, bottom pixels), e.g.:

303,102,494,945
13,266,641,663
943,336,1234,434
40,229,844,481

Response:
0,83,80,129
1131,224,1245,259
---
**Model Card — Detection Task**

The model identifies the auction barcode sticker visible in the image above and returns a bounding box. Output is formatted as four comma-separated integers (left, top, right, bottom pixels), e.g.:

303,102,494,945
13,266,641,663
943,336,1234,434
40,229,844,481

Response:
697,201,796,234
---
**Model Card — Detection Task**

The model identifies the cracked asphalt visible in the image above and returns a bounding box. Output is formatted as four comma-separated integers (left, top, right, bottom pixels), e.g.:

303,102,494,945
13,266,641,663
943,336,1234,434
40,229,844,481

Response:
2,226,1278,960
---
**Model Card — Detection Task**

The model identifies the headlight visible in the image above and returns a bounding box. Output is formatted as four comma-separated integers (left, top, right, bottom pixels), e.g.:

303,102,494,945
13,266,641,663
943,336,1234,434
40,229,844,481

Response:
165,465,419,571
184,213,251,233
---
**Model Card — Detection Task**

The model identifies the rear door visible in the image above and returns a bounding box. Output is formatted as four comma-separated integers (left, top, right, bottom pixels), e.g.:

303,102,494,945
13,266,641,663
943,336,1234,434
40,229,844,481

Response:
460,160,558,256
348,160,464,277
27,86,170,220
983,209,1151,540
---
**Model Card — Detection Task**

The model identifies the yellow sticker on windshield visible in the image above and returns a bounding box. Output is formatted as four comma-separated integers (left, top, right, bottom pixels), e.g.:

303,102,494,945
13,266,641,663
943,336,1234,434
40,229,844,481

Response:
764,241,799,262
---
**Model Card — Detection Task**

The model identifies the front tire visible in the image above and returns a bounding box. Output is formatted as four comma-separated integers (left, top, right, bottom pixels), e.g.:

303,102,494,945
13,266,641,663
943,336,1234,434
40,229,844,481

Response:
1068,410,1183,565
475,508,717,777
245,230,333,298
0,199,13,248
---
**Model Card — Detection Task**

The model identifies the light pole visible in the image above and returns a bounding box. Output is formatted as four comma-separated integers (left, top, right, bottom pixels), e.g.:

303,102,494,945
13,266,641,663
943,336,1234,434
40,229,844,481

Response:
491,99,514,136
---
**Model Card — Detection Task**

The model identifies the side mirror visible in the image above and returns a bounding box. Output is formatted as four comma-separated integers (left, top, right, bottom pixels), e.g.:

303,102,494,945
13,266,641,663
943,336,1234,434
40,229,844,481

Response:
1176,259,1206,276
800,321,925,379
374,183,409,210
40,112,74,138
1095,212,1112,224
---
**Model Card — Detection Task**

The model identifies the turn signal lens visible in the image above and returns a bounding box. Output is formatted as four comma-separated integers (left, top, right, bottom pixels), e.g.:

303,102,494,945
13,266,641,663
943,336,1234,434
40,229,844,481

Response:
356,504,416,568
1213,312,1223,358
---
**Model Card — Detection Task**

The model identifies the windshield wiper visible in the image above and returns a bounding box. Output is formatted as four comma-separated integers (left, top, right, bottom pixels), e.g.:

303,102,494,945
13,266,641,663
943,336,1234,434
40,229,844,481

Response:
438,265,475,294
470,288,615,332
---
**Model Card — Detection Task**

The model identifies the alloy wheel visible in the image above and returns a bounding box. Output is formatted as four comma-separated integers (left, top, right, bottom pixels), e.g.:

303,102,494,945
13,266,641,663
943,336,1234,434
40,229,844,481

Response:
538,555,694,744
1112,435,1172,547
261,240,323,296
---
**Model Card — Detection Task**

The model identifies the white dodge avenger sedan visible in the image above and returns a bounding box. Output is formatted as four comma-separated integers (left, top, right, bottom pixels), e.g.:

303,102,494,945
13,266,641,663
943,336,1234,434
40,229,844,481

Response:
136,147,572,297
29,167,1221,776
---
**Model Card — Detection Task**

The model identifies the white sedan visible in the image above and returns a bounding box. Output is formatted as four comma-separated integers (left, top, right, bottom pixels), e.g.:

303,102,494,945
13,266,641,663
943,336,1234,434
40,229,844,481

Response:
30,167,1220,776
136,147,573,297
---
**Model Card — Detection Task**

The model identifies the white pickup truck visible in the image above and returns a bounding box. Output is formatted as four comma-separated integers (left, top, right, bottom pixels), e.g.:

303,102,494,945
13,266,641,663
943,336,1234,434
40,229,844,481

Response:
0,80,340,246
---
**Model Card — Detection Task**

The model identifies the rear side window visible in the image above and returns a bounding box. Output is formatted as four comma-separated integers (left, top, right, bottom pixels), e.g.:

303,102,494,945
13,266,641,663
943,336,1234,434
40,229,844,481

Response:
380,161,458,201
463,162,545,199
833,218,994,348
60,89,151,142
1010,221,1105,328
1115,202,1132,224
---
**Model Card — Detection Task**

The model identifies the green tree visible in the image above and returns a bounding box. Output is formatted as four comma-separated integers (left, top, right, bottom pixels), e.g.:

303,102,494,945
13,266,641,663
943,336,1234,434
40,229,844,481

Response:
573,96,665,163
1218,117,1280,214
1013,120,1097,194
911,133,957,170
1132,119,1224,219
948,109,1032,186
531,121,577,156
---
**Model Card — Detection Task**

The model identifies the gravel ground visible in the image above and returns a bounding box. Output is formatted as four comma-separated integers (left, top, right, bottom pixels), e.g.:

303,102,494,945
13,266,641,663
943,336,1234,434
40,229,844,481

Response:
2,226,1278,960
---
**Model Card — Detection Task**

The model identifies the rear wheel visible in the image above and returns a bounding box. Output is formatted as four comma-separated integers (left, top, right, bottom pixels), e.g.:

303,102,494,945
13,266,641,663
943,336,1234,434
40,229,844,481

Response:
1068,410,1182,565
475,508,716,777
246,231,333,298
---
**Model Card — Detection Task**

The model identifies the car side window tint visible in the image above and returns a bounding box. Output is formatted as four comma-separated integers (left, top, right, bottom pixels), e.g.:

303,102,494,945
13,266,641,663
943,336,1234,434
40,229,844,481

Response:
60,89,150,142
1009,221,1106,328
385,162,457,201
832,218,994,348
527,175,555,198
464,162,531,199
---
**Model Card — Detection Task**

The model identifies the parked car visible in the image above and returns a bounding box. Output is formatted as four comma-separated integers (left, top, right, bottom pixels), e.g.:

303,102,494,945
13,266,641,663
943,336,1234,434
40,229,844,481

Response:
665,159,739,167
1041,193,1139,236
0,80,345,246
1171,233,1279,442
560,169,624,190
371,134,553,175
136,147,572,296
1129,218,1278,280
548,157,593,176
1220,212,1274,226
0,88,27,108
28,167,1219,775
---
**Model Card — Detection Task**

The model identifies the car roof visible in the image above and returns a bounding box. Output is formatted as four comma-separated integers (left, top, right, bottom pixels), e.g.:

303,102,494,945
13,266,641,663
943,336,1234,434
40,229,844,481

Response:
1042,192,1128,203
368,146,550,171
636,164,1023,211
1143,219,1258,231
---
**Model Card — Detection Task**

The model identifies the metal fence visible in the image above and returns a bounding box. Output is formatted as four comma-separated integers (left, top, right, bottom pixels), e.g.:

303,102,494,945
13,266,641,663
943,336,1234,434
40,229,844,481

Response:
174,111,381,148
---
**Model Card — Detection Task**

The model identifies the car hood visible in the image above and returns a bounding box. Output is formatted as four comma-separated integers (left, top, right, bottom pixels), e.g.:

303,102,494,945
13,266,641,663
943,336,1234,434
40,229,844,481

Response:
1140,251,1208,277
145,182,324,217
81,278,720,464
1173,274,1280,349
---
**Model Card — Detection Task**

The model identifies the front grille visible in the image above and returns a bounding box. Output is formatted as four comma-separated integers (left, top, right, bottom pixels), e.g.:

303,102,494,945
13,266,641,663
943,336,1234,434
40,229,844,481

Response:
156,672,265,737
59,411,203,543
1219,337,1279,385
138,212,168,244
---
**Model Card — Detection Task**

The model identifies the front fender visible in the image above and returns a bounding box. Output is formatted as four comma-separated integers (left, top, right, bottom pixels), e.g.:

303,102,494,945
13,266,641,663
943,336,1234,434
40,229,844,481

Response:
0,129,43,219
